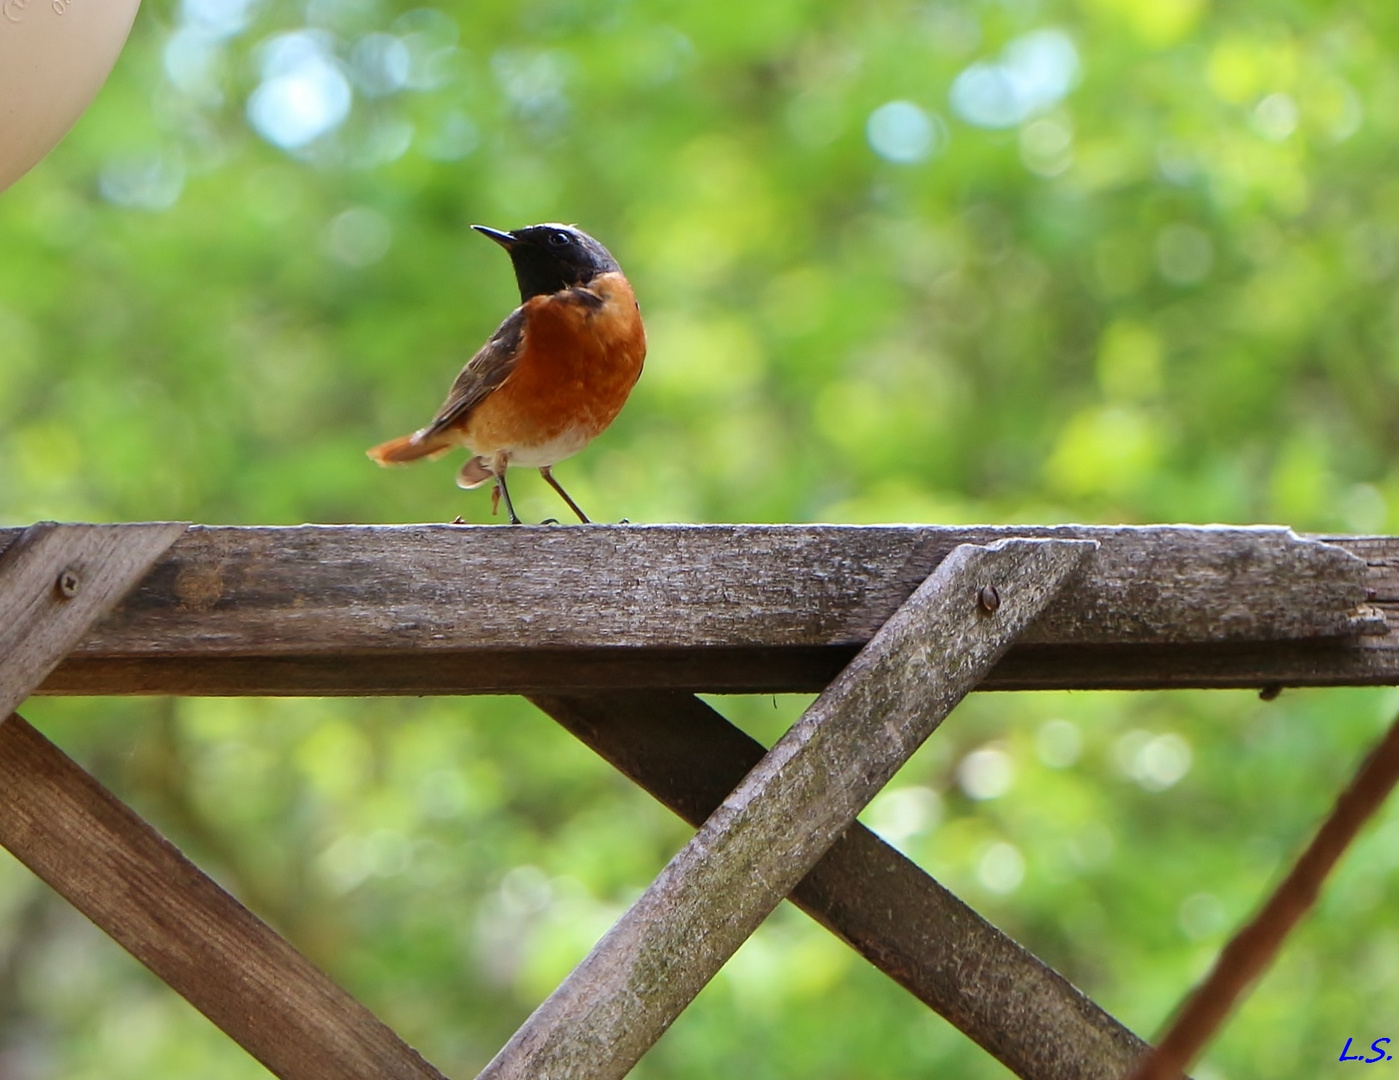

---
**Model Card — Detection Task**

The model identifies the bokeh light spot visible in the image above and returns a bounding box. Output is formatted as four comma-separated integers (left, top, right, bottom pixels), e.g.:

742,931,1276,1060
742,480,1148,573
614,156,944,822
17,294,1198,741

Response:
350,33,411,98
1019,115,1073,176
1035,719,1084,769
1253,92,1299,141
180,0,256,40
951,29,1079,129
866,101,942,164
978,842,1026,894
98,154,186,211
247,32,352,150
324,207,393,268
1116,730,1193,791
957,745,1015,800
864,786,942,845
1179,892,1227,940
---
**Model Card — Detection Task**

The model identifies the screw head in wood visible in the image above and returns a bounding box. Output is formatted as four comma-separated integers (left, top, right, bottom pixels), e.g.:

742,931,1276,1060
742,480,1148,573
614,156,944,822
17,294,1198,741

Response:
55,567,81,600
976,584,1000,614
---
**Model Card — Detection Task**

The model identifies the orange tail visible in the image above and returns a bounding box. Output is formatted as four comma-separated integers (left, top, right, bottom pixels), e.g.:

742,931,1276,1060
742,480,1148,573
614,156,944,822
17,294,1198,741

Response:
366,429,454,466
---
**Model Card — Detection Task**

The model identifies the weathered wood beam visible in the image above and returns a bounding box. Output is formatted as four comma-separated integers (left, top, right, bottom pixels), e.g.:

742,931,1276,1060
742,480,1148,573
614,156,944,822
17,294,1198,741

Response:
2,523,1389,696
0,713,447,1080
477,539,1096,1080
530,691,1148,1080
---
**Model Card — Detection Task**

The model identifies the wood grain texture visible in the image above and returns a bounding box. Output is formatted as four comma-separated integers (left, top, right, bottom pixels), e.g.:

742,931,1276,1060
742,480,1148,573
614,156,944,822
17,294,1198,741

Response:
0,712,446,1080
0,521,187,718
478,539,1096,1080
530,691,1148,1080
2,523,1387,696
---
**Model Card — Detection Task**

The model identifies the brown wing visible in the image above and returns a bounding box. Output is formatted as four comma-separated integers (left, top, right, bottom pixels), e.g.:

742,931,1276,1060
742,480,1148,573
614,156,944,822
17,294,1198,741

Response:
418,305,527,440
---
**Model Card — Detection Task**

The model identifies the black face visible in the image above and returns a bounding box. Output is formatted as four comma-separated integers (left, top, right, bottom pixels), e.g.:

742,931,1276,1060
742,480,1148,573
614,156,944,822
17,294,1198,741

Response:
472,223,622,302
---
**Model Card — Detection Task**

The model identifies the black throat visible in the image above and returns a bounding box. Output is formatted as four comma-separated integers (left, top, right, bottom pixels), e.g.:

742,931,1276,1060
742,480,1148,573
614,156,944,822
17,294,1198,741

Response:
510,253,595,301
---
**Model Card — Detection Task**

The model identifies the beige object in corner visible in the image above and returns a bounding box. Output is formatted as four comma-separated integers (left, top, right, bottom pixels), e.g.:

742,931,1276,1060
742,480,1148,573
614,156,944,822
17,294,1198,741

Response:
0,0,142,192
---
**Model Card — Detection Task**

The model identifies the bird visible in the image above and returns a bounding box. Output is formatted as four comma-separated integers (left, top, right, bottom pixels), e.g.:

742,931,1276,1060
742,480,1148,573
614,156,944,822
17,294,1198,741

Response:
367,222,646,524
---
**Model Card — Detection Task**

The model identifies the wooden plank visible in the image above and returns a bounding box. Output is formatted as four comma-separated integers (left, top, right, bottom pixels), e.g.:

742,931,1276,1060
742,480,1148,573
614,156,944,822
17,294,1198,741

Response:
7,523,1389,696
530,691,1148,1080
0,712,446,1080
477,538,1096,1080
0,521,187,717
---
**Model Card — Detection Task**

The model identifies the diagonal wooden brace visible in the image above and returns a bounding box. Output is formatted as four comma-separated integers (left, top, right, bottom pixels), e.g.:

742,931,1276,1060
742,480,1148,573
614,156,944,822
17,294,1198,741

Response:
480,537,1098,1080
0,712,447,1080
529,692,1148,1080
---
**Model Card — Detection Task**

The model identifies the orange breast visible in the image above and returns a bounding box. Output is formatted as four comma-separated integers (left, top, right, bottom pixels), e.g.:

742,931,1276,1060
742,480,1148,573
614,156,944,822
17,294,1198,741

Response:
463,272,646,464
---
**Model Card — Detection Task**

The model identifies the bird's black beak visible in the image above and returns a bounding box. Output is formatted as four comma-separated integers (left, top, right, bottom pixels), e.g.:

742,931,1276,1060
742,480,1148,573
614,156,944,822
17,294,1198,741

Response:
472,224,517,249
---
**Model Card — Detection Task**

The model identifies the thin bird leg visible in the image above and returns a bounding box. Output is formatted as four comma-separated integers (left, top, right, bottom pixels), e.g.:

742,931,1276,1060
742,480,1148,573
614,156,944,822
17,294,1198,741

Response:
539,466,590,523
494,470,522,525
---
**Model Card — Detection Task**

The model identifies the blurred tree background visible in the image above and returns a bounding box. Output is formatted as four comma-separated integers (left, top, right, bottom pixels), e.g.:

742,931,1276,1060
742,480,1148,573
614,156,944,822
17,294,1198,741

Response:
3,0,1399,1076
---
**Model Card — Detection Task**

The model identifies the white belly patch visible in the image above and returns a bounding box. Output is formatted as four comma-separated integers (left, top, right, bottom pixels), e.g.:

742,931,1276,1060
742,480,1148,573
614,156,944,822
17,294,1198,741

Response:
503,427,593,469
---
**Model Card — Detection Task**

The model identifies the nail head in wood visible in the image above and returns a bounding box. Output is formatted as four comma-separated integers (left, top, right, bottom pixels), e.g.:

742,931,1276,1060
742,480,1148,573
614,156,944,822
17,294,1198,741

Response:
54,567,81,600
977,584,1001,615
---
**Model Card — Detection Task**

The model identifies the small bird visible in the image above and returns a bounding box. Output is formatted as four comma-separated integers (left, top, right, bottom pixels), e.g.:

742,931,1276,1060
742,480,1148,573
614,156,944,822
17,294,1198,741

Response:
367,222,646,524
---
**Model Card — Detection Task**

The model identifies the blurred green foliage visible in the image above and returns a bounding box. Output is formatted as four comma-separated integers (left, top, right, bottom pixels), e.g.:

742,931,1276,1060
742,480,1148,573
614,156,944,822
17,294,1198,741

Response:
4,0,1399,1077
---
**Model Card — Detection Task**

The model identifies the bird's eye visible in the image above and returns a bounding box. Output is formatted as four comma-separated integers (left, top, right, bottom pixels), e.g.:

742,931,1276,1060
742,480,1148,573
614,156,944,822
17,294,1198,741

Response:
548,231,572,247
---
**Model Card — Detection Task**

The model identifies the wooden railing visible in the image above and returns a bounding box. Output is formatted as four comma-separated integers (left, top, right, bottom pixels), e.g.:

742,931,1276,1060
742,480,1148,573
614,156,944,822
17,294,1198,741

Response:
2,521,1394,1080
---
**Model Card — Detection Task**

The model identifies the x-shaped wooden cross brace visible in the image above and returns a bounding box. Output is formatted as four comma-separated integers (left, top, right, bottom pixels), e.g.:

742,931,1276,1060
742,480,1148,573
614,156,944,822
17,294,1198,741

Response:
489,538,1111,1078
0,525,1153,1080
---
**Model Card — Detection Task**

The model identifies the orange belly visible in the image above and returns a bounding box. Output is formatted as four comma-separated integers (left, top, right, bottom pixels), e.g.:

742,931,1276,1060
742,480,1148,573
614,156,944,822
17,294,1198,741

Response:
462,271,645,467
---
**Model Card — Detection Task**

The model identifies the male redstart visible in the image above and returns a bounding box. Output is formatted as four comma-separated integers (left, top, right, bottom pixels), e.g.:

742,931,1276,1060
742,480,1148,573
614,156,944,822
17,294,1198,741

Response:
367,222,646,524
